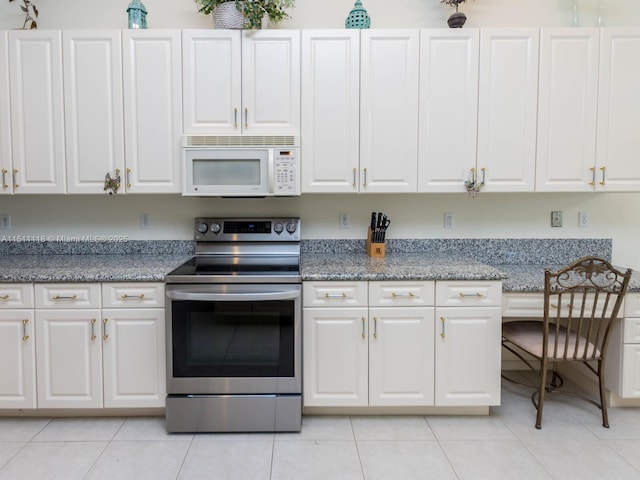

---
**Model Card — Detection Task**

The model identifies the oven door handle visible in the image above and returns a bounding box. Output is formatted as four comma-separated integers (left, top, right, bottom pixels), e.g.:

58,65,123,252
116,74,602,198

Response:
166,289,300,302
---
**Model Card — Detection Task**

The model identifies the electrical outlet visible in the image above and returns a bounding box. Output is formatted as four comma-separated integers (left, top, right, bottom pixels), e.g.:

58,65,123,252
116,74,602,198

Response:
0,214,11,230
578,211,589,228
339,213,350,229
551,211,563,228
140,213,151,229
444,212,455,229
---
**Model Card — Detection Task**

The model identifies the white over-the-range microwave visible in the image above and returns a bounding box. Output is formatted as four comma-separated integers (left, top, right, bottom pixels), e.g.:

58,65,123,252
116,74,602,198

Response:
182,135,300,197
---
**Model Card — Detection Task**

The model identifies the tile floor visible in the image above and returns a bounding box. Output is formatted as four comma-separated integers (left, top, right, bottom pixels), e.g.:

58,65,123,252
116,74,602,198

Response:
2,379,640,480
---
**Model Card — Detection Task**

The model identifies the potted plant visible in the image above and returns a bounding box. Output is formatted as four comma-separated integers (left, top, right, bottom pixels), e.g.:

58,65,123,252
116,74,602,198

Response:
194,0,295,30
8,0,38,29
440,0,472,28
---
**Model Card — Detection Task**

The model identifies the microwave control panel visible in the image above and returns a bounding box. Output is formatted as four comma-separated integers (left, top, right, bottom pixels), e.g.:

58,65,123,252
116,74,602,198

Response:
273,150,299,195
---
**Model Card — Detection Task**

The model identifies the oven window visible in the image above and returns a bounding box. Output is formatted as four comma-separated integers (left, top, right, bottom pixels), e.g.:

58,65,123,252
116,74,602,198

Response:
172,300,295,378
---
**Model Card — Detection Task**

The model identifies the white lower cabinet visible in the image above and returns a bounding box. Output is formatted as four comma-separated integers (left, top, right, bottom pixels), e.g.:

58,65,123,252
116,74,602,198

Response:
304,280,500,409
0,284,36,408
605,293,640,399
0,282,166,410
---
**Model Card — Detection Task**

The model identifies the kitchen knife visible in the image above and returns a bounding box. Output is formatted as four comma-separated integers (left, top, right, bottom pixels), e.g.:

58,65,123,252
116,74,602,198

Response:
371,212,377,231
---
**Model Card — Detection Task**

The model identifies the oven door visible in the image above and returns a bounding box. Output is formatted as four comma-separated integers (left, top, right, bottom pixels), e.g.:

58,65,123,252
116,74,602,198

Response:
165,283,301,395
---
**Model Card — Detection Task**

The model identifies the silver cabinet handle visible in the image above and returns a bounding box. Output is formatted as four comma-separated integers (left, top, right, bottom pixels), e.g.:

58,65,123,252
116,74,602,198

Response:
481,167,486,185
126,168,131,188
352,168,357,189
244,107,248,129
459,292,483,298
22,319,29,341
52,294,78,300
361,317,366,339
373,316,378,339
392,292,415,298
590,166,596,186
121,293,144,299
234,107,238,128
440,316,446,339
0,294,9,301
324,293,347,299
1,168,7,189
13,168,18,190
102,318,109,341
90,318,97,341
363,168,368,188
600,166,606,186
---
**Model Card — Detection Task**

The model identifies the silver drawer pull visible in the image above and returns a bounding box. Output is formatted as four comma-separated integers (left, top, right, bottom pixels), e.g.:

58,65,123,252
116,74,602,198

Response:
22,319,29,341
392,292,415,298
103,318,109,341
440,316,446,339
52,294,78,300
0,294,9,301
121,293,145,299
459,292,483,298
361,317,366,339
90,318,97,341
324,293,347,299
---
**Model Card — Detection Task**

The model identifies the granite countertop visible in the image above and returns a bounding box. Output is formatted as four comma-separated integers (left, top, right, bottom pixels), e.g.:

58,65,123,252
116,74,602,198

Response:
0,254,191,283
300,253,506,282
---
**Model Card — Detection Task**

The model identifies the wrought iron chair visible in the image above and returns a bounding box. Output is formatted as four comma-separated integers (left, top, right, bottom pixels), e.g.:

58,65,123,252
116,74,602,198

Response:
502,256,632,429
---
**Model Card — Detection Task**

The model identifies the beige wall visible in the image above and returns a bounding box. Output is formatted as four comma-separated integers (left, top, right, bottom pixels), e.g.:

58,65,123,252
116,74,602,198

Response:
1,1,639,270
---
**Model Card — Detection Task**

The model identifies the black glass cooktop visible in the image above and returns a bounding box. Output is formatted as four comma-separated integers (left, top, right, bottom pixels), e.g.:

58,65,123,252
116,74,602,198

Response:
168,255,300,277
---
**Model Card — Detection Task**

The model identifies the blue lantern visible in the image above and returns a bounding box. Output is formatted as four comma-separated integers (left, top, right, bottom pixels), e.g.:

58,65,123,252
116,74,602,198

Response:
127,0,147,29
346,0,370,29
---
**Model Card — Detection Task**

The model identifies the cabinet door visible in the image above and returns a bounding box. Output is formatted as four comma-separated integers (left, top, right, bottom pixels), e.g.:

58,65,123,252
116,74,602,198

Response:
242,30,300,134
621,344,640,398
102,308,165,408
64,31,125,194
9,30,66,194
435,307,501,406
368,307,434,406
303,307,368,406
536,28,599,192
360,30,419,193
477,29,538,192
123,30,182,193
301,30,360,193
418,29,479,193
0,31,11,195
182,29,241,134
595,28,640,192
0,310,36,409
35,309,103,408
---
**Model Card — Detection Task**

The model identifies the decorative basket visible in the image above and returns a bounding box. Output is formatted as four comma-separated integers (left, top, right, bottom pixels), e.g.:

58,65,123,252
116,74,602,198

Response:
212,1,268,29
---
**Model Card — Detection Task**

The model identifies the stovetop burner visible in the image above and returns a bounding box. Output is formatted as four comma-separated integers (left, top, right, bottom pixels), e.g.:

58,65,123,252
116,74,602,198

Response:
165,217,301,284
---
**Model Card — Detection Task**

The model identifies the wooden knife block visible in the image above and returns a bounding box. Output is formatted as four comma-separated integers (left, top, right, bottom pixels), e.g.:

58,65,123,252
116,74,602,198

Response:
366,227,386,258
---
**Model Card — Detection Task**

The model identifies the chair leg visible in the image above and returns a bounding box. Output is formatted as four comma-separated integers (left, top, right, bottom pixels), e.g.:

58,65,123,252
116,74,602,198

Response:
536,359,548,429
598,360,610,428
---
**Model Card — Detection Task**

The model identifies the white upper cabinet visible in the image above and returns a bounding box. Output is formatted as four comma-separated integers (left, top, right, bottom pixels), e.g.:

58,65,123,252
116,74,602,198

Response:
360,30,419,193
182,29,300,135
477,29,539,192
595,28,640,191
123,30,182,193
64,31,125,194
300,30,360,193
0,31,11,195
418,29,479,193
9,30,66,194
536,28,600,192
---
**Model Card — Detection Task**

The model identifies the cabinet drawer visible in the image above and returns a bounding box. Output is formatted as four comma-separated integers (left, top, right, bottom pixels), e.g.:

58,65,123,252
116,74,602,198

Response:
369,281,434,307
436,281,502,307
303,281,367,307
502,293,544,317
0,284,34,308
101,283,164,308
624,317,640,344
625,293,640,318
35,284,101,309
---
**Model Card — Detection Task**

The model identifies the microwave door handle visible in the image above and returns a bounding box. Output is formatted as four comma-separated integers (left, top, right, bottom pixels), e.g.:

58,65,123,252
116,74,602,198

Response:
268,149,274,194
166,290,300,302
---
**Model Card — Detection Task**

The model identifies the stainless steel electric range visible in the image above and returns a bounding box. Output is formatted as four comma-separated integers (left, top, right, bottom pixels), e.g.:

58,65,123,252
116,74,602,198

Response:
164,217,301,433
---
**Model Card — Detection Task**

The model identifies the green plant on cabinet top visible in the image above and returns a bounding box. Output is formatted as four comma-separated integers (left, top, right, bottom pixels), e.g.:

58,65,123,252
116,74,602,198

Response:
194,0,295,30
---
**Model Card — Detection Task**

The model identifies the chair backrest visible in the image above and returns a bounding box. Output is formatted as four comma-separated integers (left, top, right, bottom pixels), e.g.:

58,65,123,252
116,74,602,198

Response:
543,256,632,361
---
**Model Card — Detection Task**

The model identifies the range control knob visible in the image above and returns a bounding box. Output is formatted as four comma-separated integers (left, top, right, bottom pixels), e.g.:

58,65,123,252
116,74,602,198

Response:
197,223,208,234
210,223,222,234
286,221,298,234
273,222,284,234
